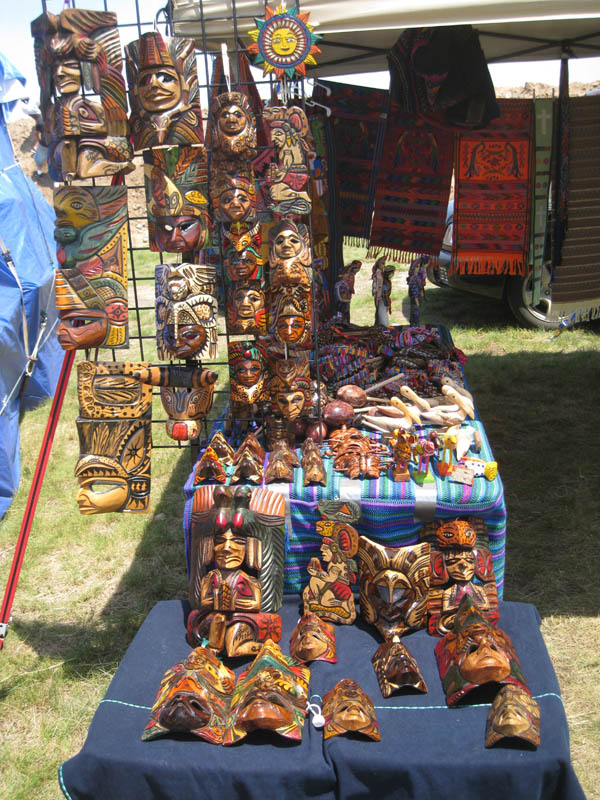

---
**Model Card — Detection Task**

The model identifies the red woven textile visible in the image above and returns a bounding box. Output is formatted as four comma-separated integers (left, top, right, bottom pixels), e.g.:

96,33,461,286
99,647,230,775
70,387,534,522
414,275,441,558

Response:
451,99,534,276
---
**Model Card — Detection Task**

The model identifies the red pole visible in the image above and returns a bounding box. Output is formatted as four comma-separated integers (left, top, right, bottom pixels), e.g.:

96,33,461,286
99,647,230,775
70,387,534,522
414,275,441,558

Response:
0,348,76,650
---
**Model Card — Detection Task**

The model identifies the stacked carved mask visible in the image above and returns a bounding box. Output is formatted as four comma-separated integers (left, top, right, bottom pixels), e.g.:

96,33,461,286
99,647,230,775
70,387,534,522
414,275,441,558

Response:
358,537,431,639
187,485,285,658
372,637,427,697
31,9,133,181
142,647,235,745
435,595,530,707
125,31,203,150
268,353,311,421
155,263,218,360
322,679,381,741
144,146,211,254
210,91,257,161
302,500,361,625
425,519,499,636
75,361,152,514
263,105,313,216
54,186,128,350
228,341,269,407
133,365,218,442
225,639,310,744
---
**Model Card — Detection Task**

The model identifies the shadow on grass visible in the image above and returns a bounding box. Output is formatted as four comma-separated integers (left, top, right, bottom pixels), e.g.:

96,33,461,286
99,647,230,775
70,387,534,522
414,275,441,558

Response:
13,448,194,678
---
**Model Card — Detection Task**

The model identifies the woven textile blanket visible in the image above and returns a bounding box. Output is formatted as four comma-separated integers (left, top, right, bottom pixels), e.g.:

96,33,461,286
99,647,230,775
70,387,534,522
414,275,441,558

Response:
452,98,534,276
314,80,389,247
369,105,454,262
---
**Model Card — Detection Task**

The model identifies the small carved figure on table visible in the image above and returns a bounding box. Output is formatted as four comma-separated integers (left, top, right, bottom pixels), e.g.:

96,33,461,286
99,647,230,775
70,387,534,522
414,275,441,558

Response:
390,428,417,482
302,500,360,624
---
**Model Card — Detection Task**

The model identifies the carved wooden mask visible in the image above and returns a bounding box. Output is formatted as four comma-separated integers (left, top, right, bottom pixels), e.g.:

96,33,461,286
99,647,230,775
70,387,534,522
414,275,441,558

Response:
226,280,267,336
54,186,128,350
268,353,311,420
263,105,312,215
211,91,256,160
31,9,133,181
142,647,235,745
485,685,541,748
229,341,268,406
145,147,211,253
75,361,152,514
372,637,427,697
268,219,312,288
269,285,312,347
125,31,203,150
155,263,218,360
322,679,381,741
290,613,336,664
225,639,310,744
435,595,529,707
211,168,256,225
358,537,430,639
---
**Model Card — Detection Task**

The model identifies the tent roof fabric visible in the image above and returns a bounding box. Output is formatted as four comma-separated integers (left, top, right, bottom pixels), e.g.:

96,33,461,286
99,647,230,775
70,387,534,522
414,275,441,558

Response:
171,0,600,74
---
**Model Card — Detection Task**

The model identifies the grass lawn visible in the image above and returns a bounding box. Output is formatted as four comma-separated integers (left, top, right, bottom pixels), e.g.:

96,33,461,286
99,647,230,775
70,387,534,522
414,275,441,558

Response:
1,246,599,799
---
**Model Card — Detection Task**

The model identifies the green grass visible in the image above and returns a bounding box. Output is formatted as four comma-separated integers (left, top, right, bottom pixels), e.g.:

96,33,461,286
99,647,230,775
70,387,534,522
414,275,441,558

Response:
1,248,599,798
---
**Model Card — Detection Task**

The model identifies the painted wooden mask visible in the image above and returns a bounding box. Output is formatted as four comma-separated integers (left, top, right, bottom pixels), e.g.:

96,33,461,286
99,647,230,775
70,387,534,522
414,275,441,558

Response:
290,613,336,664
358,537,431,639
322,679,381,741
371,637,427,698
229,341,268,406
144,146,211,253
155,263,218,360
211,91,256,160
425,519,498,637
54,186,128,350
125,31,203,150
302,500,360,625
142,647,235,745
269,285,312,347
226,280,267,335
485,685,540,748
435,595,529,707
263,105,313,215
75,361,152,514
31,9,133,181
225,639,310,744
268,353,311,420
211,169,256,225
268,219,312,288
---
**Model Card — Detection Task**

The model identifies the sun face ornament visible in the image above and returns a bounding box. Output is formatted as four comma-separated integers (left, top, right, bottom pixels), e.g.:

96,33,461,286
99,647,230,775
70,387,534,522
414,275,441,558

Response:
247,4,321,80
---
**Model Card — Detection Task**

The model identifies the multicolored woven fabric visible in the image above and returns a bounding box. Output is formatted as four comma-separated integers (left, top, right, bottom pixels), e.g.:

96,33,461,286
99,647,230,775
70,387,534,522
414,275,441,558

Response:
452,99,534,276
314,80,388,247
368,106,454,262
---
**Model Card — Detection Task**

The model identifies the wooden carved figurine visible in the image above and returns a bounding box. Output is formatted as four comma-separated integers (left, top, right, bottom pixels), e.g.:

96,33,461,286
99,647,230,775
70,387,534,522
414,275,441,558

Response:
485,685,541,748
290,613,336,664
133,365,218,442
268,219,312,289
144,147,211,253
155,263,218,360
358,537,430,638
263,105,312,215
31,9,133,181
371,637,427,697
187,486,285,657
435,595,530,707
269,285,312,348
224,639,309,745
302,500,360,624
54,186,128,350
210,91,256,161
142,647,235,745
390,429,417,482
125,31,203,150
75,362,152,514
322,679,381,741
424,519,499,637
226,281,267,336
301,446,327,486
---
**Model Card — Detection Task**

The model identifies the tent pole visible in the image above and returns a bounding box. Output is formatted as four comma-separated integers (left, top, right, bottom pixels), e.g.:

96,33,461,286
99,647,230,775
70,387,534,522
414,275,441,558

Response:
0,348,76,651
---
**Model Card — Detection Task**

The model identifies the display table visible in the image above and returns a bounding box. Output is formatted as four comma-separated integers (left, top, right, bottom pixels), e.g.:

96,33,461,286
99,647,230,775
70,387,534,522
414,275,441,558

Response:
59,597,584,800
184,417,507,598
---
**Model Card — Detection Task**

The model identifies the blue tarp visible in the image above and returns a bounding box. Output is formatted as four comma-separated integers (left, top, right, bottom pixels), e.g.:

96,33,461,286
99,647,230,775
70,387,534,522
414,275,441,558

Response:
0,53,62,519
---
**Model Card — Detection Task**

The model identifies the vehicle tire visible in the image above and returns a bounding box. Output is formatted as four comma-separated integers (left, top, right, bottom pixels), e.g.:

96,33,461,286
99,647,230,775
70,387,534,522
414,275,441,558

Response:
505,266,558,330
